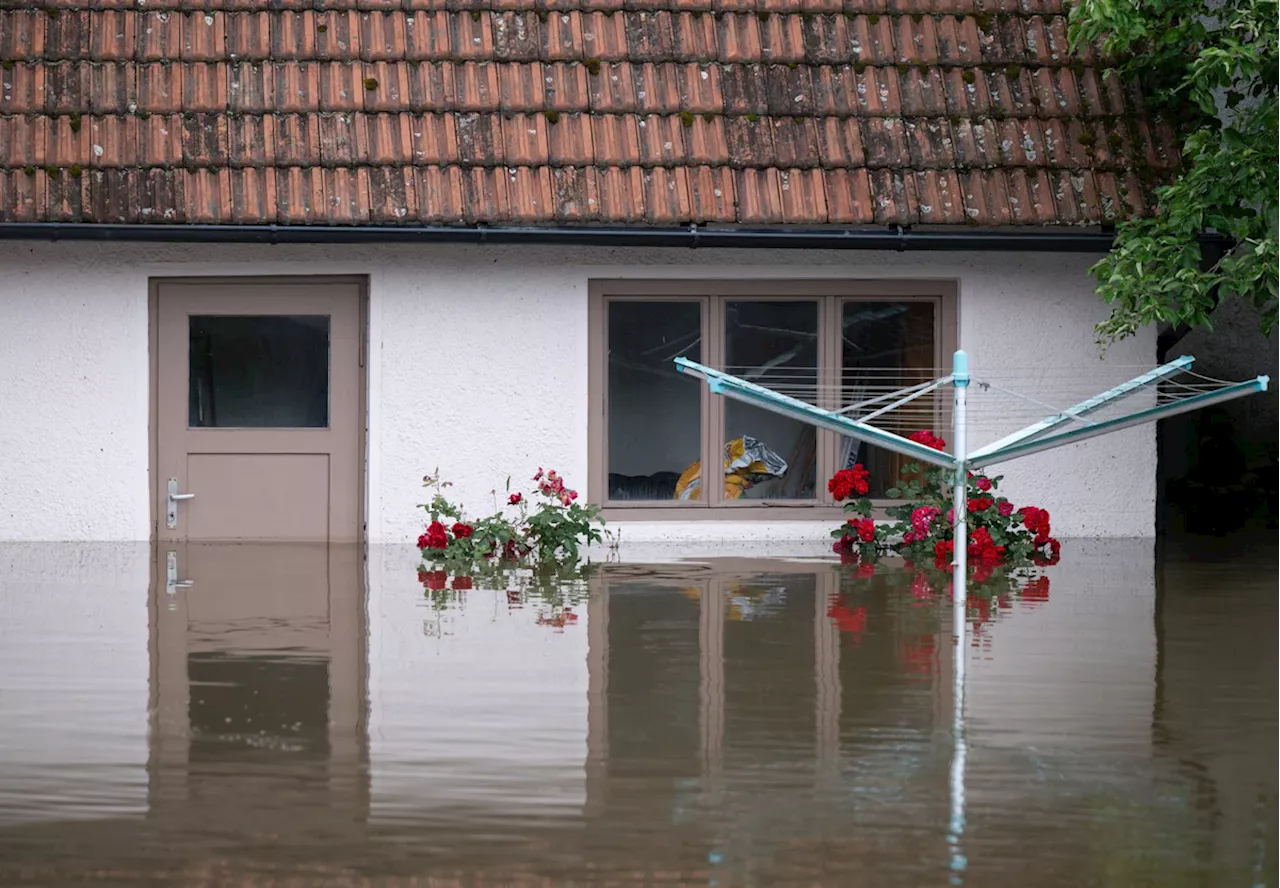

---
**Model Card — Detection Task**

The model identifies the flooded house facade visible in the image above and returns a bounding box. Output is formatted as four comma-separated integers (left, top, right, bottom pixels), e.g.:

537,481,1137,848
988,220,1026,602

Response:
0,1,1171,544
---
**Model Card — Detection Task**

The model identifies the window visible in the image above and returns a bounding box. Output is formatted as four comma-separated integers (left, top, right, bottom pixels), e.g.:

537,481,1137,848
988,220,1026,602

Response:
589,281,956,515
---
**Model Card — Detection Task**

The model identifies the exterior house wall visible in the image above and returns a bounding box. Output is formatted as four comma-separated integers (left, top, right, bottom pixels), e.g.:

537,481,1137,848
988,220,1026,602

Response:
0,241,1155,543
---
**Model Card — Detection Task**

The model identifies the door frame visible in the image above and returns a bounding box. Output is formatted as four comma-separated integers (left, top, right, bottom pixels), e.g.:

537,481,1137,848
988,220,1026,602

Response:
148,275,370,543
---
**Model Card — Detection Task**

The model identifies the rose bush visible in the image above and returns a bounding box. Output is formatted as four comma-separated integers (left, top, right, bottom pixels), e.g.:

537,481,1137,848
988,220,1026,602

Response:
829,430,1062,582
418,468,607,572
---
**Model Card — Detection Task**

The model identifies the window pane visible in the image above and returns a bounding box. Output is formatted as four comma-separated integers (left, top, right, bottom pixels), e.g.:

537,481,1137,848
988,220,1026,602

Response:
189,315,330,428
839,302,937,496
607,301,702,501
724,300,819,500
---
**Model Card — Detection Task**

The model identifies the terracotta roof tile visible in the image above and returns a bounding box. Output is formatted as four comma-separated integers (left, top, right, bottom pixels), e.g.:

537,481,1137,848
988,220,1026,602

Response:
362,11,409,62
547,111,594,164
871,168,916,224
721,63,768,114
598,166,645,221
461,165,510,221
724,115,773,167
457,112,503,163
274,113,320,166
685,114,728,164
368,165,416,222
734,167,782,223
823,168,873,223
417,164,465,222
499,62,544,111
504,112,551,165
226,13,271,61
137,12,182,63
0,12,44,61
230,167,276,223
583,11,630,60
778,167,824,222
455,60,500,111
545,62,590,111
551,165,601,221
590,62,638,112
642,165,691,223
688,164,735,221
0,2,1167,228
185,62,229,112
185,168,231,224
592,112,641,165
672,13,719,61
138,114,183,167
0,115,45,168
494,12,542,62
227,113,274,167
542,12,584,61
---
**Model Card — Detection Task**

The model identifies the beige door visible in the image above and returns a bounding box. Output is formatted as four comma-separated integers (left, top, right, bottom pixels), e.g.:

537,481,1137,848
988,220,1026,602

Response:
155,279,363,543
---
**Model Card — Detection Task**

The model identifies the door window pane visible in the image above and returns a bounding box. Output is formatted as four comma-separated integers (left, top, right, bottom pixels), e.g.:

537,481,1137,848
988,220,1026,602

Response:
724,300,818,500
189,315,330,428
840,302,937,496
607,301,702,501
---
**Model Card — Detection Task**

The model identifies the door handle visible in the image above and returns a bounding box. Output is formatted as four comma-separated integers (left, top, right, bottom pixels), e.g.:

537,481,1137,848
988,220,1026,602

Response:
166,479,194,529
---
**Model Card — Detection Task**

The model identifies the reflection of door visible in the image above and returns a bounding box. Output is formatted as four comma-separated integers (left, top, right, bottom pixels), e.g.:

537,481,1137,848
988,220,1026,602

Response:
149,542,367,833
154,279,363,543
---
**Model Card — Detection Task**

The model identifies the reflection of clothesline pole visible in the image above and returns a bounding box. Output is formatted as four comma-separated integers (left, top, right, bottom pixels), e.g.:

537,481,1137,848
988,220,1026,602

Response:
948,591,968,886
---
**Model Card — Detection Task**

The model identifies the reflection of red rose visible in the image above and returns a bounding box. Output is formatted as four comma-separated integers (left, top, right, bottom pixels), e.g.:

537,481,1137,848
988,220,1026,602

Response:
451,576,473,590
422,570,447,591
1022,575,1051,603
827,599,867,635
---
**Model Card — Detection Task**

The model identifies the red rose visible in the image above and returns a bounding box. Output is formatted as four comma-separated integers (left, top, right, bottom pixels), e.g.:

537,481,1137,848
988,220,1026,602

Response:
509,493,522,505
1017,507,1052,545
451,522,474,539
934,539,954,569
974,476,992,492
997,500,1014,516
832,535,855,554
421,520,449,550
848,517,876,543
909,430,947,451
967,497,993,513
827,465,870,501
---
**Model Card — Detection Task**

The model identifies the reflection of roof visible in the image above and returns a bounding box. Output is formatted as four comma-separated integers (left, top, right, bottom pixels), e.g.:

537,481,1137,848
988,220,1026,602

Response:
0,4,1175,228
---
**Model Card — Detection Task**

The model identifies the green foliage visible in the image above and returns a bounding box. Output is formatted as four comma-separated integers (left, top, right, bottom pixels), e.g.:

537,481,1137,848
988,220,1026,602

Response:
1069,0,1278,342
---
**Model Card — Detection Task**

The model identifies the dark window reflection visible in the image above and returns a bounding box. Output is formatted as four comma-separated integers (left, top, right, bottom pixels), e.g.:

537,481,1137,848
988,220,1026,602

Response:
189,315,330,428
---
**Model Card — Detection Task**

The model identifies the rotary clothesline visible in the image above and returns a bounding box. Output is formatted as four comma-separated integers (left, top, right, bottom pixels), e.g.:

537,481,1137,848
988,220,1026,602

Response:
674,350,1270,597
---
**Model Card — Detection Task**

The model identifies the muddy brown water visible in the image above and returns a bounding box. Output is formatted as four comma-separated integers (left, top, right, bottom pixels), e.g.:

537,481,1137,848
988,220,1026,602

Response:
0,538,1274,887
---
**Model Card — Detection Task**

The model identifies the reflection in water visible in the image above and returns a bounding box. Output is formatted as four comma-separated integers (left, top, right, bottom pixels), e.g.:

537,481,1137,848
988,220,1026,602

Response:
0,539,1273,885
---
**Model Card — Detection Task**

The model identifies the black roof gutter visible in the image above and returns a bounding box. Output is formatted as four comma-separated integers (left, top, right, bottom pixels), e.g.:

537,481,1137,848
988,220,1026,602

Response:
0,222,1125,252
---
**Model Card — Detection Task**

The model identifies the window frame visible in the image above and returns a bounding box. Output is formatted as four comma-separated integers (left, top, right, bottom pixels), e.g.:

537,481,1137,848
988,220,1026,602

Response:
588,279,958,520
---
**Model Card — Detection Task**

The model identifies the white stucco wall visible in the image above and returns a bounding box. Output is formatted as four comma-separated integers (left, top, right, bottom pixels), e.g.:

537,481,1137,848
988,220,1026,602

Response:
0,241,1154,542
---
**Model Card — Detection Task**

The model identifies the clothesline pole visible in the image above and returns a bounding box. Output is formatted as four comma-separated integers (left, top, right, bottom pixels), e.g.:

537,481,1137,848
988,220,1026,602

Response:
951,350,969,622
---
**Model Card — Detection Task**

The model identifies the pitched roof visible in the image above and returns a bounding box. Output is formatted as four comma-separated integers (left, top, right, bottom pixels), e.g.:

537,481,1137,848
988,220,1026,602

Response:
0,2,1178,229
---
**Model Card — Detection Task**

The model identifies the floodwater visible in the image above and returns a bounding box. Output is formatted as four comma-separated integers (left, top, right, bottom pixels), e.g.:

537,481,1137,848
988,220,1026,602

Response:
0,537,1274,887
